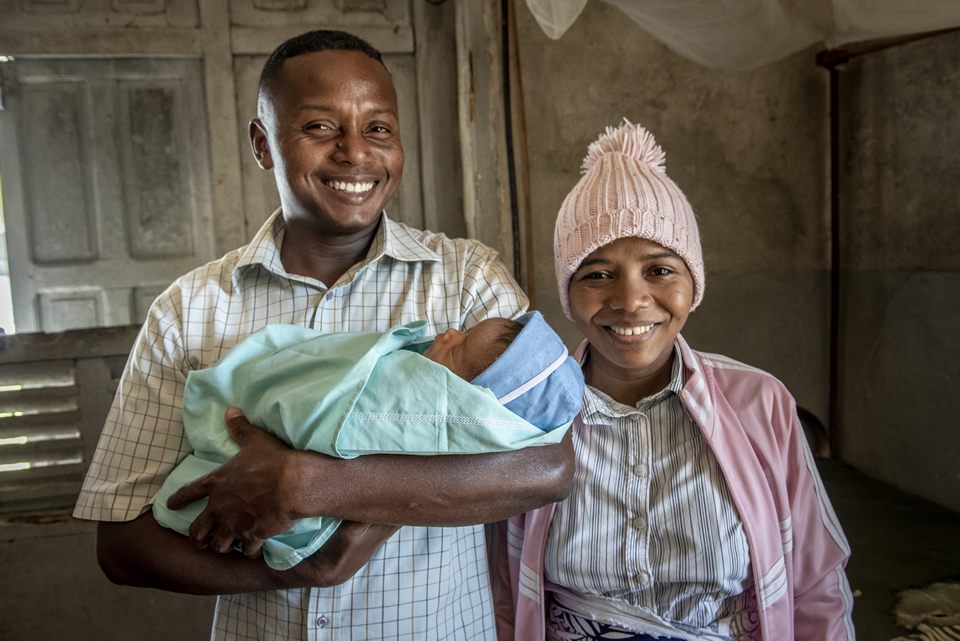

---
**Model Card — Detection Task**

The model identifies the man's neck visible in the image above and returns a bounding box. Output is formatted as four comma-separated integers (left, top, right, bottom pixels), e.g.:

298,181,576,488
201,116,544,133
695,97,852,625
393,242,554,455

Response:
279,216,381,287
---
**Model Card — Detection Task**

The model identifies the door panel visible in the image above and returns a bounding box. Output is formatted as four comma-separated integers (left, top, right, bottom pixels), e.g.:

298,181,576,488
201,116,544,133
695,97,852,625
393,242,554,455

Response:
0,57,216,333
228,0,410,29
19,79,100,264
118,79,197,258
37,289,104,333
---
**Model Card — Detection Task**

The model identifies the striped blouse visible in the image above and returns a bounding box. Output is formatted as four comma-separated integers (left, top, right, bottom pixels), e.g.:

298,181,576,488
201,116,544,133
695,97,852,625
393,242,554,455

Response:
544,345,760,640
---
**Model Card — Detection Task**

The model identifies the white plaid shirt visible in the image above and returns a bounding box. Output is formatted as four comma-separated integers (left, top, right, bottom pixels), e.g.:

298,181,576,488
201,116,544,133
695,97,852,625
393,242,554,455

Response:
74,210,528,640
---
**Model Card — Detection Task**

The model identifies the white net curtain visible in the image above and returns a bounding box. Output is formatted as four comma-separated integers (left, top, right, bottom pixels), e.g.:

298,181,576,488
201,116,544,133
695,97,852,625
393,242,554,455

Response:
524,0,960,70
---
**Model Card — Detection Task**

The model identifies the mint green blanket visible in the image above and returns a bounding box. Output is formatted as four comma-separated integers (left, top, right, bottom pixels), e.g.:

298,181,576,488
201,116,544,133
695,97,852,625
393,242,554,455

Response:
153,321,568,569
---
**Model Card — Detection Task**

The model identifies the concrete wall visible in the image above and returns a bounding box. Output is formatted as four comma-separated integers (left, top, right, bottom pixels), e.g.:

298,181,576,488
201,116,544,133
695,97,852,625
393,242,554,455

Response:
515,2,832,422
515,2,960,513
0,517,215,640
837,30,960,512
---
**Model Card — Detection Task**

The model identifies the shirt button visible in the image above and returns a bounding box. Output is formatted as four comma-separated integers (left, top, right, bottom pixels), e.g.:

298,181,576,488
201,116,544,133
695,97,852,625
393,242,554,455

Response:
325,292,333,301
317,615,329,628
633,463,647,478
632,516,646,530
635,570,649,584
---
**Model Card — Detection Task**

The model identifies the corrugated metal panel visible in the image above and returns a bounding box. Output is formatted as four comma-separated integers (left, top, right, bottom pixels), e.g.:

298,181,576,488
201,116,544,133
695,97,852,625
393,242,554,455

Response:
0,360,84,514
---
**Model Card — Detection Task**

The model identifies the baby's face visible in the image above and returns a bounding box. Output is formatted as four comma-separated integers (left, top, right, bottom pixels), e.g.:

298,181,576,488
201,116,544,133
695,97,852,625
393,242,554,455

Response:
423,318,513,380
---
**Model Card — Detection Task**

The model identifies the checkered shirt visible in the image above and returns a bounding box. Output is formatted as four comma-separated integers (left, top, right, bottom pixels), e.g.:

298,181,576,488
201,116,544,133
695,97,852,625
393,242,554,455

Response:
74,210,529,640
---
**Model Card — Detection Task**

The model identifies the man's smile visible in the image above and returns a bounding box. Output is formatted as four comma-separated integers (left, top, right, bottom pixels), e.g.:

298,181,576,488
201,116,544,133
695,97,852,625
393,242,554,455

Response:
323,180,376,194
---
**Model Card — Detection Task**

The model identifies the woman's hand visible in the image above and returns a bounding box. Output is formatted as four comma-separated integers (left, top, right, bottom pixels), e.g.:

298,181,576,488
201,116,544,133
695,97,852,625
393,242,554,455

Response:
166,407,315,558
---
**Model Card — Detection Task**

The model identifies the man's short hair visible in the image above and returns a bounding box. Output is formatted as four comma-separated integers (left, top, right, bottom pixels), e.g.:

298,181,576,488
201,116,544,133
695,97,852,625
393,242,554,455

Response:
259,30,385,97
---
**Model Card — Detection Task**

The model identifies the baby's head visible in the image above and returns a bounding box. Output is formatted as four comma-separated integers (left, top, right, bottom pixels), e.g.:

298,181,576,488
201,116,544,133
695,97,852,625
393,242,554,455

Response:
423,317,523,381
424,312,584,432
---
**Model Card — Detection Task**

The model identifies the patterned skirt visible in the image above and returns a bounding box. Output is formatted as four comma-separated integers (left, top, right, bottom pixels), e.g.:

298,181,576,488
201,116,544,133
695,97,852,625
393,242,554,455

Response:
546,597,685,641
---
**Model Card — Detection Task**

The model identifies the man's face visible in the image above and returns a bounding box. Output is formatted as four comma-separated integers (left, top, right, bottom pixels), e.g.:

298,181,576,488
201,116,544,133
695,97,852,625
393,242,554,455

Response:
251,49,404,236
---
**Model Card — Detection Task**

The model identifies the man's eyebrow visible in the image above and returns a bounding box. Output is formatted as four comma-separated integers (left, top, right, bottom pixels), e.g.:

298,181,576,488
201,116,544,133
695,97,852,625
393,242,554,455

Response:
295,105,398,117
297,105,336,113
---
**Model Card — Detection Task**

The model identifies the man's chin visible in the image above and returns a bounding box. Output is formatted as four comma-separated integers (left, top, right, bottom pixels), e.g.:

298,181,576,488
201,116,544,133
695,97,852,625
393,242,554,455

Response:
288,206,384,234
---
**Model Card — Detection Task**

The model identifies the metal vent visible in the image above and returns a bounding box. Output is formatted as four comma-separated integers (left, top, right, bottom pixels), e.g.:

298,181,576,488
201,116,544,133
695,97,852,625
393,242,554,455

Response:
0,360,84,514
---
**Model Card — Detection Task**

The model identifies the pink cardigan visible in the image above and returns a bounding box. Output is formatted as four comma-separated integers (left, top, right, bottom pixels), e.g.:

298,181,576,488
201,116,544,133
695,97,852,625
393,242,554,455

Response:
491,336,855,641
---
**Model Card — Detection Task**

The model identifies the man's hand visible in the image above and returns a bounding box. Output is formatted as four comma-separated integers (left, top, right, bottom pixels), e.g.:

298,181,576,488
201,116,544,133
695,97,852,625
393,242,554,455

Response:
97,512,399,594
168,409,574,554
166,407,314,558
289,521,402,587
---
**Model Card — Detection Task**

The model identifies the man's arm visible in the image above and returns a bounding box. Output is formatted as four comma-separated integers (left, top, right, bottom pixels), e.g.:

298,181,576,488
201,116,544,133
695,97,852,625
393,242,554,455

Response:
169,409,574,557
293,429,575,524
97,510,400,594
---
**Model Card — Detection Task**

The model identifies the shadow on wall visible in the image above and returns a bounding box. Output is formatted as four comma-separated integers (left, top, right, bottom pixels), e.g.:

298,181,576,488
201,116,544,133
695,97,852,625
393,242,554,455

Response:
798,406,830,458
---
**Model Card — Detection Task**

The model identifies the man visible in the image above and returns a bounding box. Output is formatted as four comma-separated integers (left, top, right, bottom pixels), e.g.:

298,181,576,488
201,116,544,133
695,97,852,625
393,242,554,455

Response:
74,30,573,640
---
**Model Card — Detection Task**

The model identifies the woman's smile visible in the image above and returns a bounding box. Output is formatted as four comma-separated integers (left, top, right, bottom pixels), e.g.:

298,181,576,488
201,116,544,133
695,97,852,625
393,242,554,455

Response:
569,236,694,402
608,323,656,338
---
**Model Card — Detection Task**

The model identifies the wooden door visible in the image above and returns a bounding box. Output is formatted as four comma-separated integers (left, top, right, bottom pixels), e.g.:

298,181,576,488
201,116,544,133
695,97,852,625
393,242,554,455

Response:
0,58,216,333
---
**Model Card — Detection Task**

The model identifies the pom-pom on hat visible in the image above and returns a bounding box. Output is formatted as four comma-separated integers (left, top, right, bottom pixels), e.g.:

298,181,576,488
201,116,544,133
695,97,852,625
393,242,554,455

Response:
471,311,584,432
554,120,704,319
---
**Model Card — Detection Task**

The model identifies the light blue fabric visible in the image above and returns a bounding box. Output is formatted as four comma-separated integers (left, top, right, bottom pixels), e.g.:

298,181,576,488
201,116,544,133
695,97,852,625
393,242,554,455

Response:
153,322,570,570
471,311,583,431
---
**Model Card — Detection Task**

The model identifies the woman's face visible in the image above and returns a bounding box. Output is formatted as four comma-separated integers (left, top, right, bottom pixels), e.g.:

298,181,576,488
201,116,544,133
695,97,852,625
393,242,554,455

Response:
568,237,694,392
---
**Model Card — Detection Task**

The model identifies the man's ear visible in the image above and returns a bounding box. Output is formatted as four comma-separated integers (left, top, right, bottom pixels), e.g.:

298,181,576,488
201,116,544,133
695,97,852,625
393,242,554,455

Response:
249,118,274,170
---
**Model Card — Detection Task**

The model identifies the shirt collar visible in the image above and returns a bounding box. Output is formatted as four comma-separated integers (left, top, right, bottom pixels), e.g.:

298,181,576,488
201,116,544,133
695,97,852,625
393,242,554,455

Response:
377,215,441,263
232,209,287,288
579,342,685,423
232,210,440,289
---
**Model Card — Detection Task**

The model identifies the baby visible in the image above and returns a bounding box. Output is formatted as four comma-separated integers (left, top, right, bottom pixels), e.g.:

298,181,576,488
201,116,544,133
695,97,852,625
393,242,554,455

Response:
154,311,584,570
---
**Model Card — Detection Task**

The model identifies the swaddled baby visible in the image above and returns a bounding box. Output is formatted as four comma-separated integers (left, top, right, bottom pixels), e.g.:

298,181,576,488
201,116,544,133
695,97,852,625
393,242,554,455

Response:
154,311,584,569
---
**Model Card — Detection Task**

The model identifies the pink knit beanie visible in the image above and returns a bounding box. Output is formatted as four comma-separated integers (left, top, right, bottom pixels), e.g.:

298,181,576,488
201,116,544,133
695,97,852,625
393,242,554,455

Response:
554,120,704,320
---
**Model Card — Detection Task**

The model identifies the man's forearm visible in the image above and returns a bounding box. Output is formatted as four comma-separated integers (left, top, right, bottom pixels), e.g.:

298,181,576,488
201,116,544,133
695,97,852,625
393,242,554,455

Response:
97,511,392,594
166,414,574,553
98,512,289,594
288,431,575,525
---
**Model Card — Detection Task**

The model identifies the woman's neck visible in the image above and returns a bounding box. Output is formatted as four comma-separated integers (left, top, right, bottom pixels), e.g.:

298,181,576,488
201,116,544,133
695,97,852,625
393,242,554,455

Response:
583,350,675,407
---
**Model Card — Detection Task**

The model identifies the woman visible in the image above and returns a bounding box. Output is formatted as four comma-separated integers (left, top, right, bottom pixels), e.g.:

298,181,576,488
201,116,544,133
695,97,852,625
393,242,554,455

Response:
493,121,855,641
